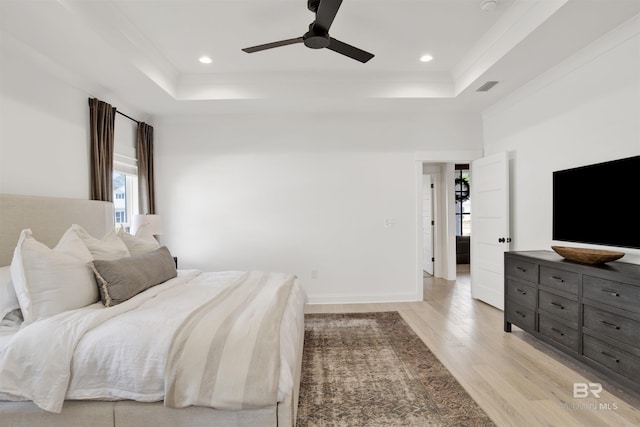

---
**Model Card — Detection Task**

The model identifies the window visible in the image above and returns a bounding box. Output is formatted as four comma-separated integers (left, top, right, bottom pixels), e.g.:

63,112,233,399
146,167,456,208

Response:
455,166,471,236
115,210,126,223
113,171,138,232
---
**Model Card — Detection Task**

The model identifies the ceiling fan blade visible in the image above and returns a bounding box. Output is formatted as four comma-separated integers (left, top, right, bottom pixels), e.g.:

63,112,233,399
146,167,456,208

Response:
327,38,374,63
242,37,304,53
314,0,343,32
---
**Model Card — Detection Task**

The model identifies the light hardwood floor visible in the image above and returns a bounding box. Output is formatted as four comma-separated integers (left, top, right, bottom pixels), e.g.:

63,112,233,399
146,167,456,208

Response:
304,267,640,427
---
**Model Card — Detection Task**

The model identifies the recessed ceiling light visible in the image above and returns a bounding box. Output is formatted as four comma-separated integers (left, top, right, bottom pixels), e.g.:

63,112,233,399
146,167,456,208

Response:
480,0,497,12
419,54,433,63
199,56,212,64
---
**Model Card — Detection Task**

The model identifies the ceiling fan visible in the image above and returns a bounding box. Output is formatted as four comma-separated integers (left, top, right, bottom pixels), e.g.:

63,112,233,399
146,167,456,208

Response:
242,0,374,63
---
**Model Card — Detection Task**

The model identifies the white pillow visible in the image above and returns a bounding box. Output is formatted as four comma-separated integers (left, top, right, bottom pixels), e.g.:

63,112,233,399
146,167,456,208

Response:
10,229,99,325
0,265,19,320
117,224,160,257
55,227,94,262
70,224,130,261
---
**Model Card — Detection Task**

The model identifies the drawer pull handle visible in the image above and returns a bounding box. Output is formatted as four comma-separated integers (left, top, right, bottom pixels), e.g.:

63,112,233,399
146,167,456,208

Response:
550,302,565,310
515,310,526,318
550,276,565,283
516,267,527,273
601,351,620,363
601,320,620,330
515,288,527,295
601,288,620,297
550,327,565,336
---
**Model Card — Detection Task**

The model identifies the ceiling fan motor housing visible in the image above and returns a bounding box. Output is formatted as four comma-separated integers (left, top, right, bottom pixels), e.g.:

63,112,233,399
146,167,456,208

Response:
303,23,330,49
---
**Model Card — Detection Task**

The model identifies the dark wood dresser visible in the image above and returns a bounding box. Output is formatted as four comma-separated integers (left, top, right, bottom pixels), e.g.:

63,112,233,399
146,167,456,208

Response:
504,250,640,394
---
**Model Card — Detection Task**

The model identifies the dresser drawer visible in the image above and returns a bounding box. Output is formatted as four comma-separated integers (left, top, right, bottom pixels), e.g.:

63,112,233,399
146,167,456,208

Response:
505,301,535,332
506,279,536,309
583,335,640,380
539,314,579,351
538,290,578,323
505,257,537,283
539,266,578,295
583,305,640,345
583,276,640,315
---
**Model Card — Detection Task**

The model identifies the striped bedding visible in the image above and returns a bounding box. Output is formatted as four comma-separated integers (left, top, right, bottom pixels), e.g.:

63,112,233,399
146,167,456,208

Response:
165,271,295,409
0,270,303,413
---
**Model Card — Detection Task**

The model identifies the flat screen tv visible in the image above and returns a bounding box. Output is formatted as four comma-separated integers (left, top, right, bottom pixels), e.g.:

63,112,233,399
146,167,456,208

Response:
553,155,640,250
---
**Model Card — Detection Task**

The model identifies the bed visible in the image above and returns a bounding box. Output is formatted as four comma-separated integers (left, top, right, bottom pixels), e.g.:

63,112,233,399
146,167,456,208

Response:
0,193,306,427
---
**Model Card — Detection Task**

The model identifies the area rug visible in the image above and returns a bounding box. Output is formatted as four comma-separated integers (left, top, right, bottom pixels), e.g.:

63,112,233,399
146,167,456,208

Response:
296,312,494,426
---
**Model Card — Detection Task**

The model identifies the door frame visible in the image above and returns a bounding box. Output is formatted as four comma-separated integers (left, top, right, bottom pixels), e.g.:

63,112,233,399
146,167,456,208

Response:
415,151,482,297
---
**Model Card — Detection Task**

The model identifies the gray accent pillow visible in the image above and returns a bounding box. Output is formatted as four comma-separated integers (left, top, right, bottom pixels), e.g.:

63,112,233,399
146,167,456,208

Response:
91,246,177,307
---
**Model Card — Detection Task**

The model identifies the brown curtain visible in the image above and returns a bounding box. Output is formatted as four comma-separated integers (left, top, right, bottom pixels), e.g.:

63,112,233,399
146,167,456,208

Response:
137,122,156,214
88,98,116,202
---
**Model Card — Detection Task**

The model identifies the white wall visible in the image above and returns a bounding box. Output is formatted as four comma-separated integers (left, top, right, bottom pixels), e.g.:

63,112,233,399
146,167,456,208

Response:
155,113,482,303
0,40,90,198
0,34,144,199
482,16,640,264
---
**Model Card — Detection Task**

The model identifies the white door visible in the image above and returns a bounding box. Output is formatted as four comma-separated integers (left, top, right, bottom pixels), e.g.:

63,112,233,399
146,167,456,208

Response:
470,152,509,310
422,175,434,275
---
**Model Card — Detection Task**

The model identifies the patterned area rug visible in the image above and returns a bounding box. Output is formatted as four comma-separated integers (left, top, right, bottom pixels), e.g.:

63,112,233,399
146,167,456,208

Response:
296,312,494,426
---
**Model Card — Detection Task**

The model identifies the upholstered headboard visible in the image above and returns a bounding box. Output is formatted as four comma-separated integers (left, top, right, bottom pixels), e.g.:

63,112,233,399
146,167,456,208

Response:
0,194,114,266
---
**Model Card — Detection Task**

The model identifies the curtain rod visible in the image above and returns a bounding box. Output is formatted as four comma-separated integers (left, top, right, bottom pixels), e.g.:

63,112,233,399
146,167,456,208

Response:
116,110,140,124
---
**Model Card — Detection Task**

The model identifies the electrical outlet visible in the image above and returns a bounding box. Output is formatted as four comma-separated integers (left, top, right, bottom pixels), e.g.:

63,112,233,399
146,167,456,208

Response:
311,269,318,279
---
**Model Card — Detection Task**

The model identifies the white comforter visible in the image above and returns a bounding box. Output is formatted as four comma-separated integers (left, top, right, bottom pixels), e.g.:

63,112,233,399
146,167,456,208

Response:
0,270,306,413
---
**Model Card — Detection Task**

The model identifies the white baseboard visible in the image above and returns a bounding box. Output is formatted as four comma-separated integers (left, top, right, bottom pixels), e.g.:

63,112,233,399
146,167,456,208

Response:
305,292,422,305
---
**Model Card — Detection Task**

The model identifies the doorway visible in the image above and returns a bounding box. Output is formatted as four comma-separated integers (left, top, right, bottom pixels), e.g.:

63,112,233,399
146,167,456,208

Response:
420,163,451,280
419,161,473,282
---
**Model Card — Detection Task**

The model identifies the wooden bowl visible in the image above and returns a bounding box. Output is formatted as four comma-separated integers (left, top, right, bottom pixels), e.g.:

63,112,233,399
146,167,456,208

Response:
551,246,625,265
